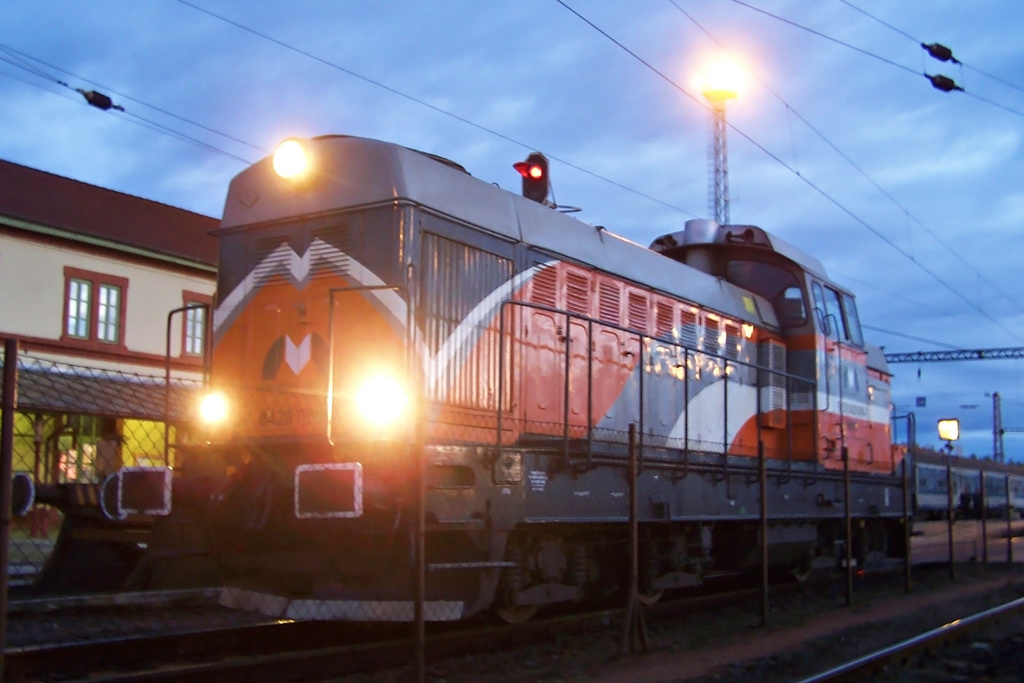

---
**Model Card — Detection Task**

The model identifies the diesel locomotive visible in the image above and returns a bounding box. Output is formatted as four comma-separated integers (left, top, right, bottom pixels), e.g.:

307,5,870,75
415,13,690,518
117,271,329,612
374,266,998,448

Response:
146,134,906,622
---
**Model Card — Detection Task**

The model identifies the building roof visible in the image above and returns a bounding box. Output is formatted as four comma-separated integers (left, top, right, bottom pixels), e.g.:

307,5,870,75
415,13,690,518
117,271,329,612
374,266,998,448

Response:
0,158,218,268
15,359,201,422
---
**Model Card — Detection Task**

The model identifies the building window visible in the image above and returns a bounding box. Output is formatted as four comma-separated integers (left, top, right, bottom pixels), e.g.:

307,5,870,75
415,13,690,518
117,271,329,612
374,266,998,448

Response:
185,305,205,355
62,267,128,349
181,291,212,358
67,279,92,338
97,284,122,343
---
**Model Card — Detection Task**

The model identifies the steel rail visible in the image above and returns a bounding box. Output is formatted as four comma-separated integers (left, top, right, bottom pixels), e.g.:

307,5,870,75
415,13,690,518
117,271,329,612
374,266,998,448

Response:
5,564,917,682
795,594,1024,682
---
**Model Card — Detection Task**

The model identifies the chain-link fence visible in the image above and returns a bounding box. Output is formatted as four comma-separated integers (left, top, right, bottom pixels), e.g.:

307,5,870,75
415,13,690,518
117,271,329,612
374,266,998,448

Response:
1,332,1016,679
0,341,214,653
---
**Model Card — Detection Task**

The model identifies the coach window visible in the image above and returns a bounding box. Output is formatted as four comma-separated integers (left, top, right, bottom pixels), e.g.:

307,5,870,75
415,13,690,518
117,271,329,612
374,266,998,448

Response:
62,267,128,350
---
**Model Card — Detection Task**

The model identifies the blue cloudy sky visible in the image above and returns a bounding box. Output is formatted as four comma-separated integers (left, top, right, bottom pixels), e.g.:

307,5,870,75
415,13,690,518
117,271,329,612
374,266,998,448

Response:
2,1,1023,457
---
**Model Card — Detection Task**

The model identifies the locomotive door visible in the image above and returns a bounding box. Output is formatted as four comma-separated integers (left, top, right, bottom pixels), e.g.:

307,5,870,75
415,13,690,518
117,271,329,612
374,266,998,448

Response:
521,295,595,438
522,305,566,435
812,281,869,468
521,261,595,441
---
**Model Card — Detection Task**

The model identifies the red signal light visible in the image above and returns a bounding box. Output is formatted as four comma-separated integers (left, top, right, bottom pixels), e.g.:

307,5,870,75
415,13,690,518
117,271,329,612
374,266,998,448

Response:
513,161,544,180
513,152,549,204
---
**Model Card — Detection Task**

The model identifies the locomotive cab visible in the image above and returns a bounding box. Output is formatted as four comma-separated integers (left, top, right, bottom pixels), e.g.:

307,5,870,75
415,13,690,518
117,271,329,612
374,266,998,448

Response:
650,220,818,338
651,220,894,473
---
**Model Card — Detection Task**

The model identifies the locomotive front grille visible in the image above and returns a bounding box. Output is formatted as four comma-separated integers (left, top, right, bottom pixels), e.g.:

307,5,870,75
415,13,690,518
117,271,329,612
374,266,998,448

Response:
294,462,364,518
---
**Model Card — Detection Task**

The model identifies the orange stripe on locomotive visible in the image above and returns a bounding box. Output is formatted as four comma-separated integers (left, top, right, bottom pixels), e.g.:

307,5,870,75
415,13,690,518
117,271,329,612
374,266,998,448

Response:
211,273,404,441
428,258,895,475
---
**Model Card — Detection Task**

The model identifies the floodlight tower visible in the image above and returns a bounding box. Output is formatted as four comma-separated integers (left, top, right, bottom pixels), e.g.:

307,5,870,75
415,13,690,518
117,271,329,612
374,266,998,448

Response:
699,59,741,225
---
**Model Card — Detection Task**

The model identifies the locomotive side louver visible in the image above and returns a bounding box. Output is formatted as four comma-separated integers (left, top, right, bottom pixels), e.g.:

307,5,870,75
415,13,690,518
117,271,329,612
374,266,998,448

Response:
758,339,787,428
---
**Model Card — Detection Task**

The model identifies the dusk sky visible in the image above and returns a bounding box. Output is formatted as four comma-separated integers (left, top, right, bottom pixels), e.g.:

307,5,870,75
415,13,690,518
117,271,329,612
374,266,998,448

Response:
2,1,1023,457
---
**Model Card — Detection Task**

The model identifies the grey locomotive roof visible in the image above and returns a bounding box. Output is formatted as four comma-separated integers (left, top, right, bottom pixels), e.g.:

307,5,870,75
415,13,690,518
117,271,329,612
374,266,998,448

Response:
222,135,777,328
650,220,828,281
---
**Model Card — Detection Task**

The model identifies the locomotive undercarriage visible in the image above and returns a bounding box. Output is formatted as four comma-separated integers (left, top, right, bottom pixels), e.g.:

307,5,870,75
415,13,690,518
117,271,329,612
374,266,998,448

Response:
489,517,897,623
28,439,905,622
156,439,905,622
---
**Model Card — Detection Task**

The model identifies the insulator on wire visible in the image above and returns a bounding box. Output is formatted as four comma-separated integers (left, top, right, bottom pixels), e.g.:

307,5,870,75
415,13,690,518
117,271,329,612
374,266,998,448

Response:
927,74,963,93
921,43,960,64
76,88,125,112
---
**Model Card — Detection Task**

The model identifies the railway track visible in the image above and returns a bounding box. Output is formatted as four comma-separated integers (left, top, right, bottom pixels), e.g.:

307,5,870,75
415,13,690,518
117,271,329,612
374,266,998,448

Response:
1,572,813,681
796,595,1024,682
3,563,964,682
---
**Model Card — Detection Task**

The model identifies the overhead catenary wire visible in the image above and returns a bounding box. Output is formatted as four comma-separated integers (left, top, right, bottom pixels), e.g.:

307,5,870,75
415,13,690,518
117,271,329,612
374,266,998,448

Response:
173,0,699,219
668,2,1024,323
728,0,918,76
0,44,256,165
0,43,262,156
555,0,1024,345
861,324,963,351
4,6,1020,345
835,0,1024,97
728,0,1024,119
0,47,69,87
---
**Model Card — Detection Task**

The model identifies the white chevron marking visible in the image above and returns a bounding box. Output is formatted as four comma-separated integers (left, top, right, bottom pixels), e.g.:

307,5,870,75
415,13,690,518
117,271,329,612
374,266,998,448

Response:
215,241,547,390
284,334,312,375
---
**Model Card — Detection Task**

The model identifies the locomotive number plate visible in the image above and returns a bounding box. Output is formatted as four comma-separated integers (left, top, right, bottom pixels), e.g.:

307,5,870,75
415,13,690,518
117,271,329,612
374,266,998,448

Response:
294,463,363,519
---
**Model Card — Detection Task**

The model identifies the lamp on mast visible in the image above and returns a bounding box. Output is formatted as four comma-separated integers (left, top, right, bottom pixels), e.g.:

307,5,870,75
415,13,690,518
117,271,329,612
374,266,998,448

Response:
696,58,744,225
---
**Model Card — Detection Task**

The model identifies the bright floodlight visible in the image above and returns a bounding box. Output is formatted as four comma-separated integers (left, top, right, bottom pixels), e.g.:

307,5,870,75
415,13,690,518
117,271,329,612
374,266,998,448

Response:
273,139,308,179
697,57,745,103
937,418,960,442
356,375,409,427
199,391,229,424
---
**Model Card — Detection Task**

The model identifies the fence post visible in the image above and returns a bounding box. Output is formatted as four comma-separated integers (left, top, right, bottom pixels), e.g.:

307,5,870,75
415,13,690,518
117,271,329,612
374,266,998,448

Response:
1007,475,1013,566
758,439,769,626
413,414,426,683
843,446,853,607
619,423,647,656
902,457,911,594
946,458,955,580
1,339,19,682
980,471,988,568
164,304,210,464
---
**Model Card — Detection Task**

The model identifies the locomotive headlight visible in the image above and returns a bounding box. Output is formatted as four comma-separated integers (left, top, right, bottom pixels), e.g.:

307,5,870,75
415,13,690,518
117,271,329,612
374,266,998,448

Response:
198,391,229,424
355,375,408,426
273,139,309,179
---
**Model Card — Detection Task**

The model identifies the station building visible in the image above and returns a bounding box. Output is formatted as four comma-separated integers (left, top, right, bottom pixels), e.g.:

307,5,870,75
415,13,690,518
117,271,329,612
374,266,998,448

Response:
0,158,217,502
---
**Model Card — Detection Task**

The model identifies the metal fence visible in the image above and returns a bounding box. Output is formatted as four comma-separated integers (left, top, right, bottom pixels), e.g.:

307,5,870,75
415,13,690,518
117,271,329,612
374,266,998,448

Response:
0,337,1017,682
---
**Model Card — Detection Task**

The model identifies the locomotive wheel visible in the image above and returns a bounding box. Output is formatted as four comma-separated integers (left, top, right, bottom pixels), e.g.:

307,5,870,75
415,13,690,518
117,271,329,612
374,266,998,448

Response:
636,589,665,605
791,547,815,583
496,604,538,624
